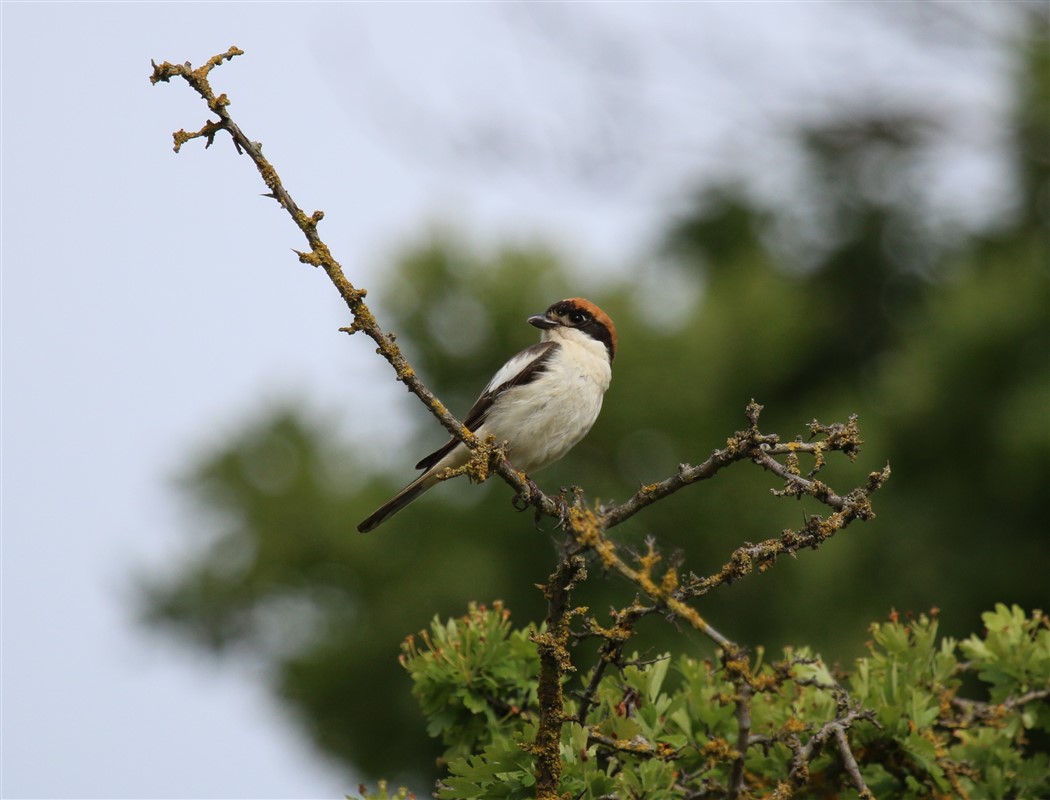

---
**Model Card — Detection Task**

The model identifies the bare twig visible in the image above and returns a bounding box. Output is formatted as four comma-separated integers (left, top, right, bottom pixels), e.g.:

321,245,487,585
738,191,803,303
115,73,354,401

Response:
600,400,773,528
585,728,678,760
833,725,876,800
574,602,654,726
570,522,734,648
948,687,1050,727
789,703,877,794
677,463,891,601
599,406,868,530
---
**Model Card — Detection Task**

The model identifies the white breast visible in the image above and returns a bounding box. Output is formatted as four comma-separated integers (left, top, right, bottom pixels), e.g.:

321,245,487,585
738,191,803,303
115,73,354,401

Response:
478,330,611,473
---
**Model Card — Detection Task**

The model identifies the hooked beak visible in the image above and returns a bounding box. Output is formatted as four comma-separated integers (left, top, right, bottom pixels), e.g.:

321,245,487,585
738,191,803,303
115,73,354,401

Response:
528,313,559,330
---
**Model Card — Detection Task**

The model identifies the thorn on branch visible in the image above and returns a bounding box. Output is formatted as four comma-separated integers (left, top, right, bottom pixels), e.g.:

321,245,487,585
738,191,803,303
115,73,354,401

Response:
148,58,178,85
292,248,322,267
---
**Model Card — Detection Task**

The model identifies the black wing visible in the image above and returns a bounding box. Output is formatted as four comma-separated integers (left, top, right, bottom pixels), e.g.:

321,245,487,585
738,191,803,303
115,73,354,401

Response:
414,341,560,471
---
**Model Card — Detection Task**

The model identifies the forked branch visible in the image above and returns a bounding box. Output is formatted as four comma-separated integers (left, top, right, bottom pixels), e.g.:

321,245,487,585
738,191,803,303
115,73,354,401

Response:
153,49,892,799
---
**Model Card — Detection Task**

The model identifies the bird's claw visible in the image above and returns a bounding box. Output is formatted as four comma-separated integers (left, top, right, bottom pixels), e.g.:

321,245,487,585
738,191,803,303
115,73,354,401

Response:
552,494,573,530
513,480,574,531
512,477,543,513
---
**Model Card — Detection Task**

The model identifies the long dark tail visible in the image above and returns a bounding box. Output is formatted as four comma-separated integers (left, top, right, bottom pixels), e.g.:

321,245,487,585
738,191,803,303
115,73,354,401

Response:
357,473,437,533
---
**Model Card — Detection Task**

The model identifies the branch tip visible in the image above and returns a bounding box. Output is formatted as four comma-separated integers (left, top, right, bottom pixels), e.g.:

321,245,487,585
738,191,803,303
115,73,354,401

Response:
745,399,764,430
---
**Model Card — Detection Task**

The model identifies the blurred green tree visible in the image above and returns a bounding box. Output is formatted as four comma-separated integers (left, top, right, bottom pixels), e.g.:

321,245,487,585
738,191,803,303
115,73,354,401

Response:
140,20,1048,788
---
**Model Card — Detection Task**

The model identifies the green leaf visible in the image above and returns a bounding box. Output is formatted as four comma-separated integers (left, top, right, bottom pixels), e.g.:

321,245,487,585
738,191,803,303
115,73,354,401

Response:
646,655,671,703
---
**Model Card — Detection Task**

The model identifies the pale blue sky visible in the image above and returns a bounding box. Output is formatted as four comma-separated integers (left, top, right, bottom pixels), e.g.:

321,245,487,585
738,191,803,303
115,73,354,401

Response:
1,2,1019,797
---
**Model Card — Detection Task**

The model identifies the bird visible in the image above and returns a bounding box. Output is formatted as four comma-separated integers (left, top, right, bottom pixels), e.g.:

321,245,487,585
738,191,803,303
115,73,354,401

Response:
357,297,616,532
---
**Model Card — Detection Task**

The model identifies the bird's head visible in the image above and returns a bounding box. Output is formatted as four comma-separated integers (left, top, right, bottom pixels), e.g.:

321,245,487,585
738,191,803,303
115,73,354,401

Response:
529,297,617,361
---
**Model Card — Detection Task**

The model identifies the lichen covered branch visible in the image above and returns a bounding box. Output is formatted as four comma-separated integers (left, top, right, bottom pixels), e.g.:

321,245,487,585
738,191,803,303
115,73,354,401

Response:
152,50,895,799
524,555,588,800
150,47,564,516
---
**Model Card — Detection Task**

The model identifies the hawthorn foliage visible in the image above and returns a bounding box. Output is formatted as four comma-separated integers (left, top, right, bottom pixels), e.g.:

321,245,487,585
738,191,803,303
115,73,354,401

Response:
353,603,1049,799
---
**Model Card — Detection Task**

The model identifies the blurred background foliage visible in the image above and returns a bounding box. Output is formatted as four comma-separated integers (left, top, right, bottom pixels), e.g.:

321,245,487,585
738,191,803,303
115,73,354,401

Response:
139,14,1047,789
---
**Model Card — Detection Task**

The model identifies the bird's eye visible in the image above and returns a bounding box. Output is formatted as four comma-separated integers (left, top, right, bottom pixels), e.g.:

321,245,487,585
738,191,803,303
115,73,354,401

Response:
569,310,587,325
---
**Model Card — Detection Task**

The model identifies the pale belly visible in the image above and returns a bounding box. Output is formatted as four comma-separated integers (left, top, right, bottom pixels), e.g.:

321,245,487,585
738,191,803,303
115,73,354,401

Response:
478,368,607,473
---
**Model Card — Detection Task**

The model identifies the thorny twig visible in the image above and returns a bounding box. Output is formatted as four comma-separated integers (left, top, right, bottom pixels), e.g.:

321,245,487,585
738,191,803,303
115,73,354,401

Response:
152,49,892,799
151,47,889,644
150,47,565,519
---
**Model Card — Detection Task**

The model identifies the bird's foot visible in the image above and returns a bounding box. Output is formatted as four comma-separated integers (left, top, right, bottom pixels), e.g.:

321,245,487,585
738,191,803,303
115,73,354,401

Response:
551,492,573,530
512,476,543,512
